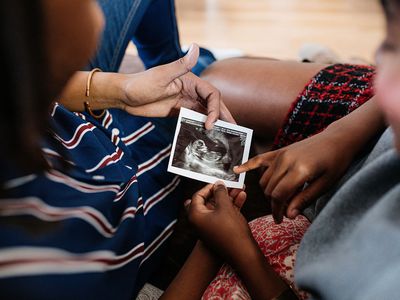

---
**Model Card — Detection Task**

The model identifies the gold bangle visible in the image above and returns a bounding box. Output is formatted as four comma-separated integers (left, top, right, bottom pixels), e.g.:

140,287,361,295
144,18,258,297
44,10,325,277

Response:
85,68,102,97
84,68,106,119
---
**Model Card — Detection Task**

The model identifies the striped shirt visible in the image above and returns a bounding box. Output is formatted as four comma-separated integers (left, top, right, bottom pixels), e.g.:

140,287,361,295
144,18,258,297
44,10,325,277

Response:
0,104,181,299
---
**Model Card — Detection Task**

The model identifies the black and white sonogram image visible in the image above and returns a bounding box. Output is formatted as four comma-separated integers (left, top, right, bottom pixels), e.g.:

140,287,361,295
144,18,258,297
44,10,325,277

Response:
171,118,246,181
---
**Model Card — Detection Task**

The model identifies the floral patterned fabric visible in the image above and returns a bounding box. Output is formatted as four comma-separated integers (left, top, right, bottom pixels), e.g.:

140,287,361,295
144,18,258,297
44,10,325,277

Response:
202,215,311,300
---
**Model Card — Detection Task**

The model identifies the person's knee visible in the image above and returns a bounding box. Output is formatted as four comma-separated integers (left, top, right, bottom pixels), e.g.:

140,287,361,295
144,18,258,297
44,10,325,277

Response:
200,58,242,89
201,58,239,77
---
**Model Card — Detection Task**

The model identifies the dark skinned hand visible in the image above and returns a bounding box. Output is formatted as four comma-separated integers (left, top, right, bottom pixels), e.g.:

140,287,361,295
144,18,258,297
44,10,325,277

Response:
234,129,354,223
185,182,253,264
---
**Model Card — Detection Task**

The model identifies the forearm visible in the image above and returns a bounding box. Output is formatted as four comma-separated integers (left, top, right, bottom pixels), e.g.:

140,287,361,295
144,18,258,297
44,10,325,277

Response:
161,241,221,300
58,71,128,111
325,96,386,154
229,238,288,300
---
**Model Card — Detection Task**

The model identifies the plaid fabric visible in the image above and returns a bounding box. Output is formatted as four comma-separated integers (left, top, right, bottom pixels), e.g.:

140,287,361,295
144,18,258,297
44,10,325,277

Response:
273,64,375,149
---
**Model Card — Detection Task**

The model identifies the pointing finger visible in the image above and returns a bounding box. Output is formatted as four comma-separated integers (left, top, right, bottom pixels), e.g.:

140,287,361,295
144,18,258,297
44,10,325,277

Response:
234,151,276,174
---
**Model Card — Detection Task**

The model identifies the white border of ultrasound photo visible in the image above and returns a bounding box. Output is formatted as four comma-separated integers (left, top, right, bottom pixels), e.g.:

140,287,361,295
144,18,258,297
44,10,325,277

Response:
167,108,253,189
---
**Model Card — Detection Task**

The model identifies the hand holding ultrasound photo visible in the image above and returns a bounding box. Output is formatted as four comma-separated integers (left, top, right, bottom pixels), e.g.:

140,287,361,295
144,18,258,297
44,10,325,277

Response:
168,108,253,188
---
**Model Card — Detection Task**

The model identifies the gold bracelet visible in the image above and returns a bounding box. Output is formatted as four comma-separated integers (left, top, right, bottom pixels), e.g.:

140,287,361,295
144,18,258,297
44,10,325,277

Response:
84,68,106,119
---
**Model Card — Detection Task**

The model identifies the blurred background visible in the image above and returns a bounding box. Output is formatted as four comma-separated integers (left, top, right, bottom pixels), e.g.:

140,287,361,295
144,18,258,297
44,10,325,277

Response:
125,0,384,71
175,0,385,62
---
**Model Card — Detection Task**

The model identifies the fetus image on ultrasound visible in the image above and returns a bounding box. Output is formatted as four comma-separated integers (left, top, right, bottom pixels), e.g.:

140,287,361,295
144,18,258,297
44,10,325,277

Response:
171,118,246,181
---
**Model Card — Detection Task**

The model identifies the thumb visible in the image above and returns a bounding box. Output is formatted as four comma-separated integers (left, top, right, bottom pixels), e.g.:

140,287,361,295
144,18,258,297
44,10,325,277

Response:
189,183,214,213
184,44,200,70
162,43,199,81
286,176,330,219
213,181,231,208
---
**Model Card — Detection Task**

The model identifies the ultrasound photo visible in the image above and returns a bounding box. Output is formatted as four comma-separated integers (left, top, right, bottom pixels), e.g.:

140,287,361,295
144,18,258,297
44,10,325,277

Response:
168,108,253,188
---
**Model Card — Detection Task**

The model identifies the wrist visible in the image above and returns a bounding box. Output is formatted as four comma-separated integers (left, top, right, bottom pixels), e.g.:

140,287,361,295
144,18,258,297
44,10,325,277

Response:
324,120,373,158
90,72,129,110
121,73,145,108
208,227,255,267
324,98,385,152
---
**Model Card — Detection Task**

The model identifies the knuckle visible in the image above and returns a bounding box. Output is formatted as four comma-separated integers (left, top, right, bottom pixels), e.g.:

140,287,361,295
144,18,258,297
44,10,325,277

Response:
297,195,310,207
207,108,217,116
178,57,186,65
280,152,293,165
296,163,313,178
178,57,191,72
255,155,265,166
298,198,309,208
214,185,227,194
270,196,282,209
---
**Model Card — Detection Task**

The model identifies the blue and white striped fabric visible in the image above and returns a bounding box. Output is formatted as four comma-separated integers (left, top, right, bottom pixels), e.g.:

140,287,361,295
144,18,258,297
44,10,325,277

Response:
0,104,181,299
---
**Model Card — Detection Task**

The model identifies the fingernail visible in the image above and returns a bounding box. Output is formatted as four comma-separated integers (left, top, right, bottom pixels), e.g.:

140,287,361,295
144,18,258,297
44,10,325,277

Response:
273,214,283,224
289,209,300,218
205,122,214,131
214,181,226,188
273,218,282,224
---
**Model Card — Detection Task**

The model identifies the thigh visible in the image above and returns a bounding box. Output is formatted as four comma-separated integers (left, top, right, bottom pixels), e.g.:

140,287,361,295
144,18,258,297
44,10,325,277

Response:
90,0,184,72
89,0,151,72
201,58,326,140
132,0,183,69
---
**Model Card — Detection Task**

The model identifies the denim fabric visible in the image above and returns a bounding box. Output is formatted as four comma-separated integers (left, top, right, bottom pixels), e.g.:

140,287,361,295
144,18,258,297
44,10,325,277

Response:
89,0,215,75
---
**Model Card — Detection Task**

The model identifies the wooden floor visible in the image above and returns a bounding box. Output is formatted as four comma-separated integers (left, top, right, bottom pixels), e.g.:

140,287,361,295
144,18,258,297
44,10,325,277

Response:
174,0,385,62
